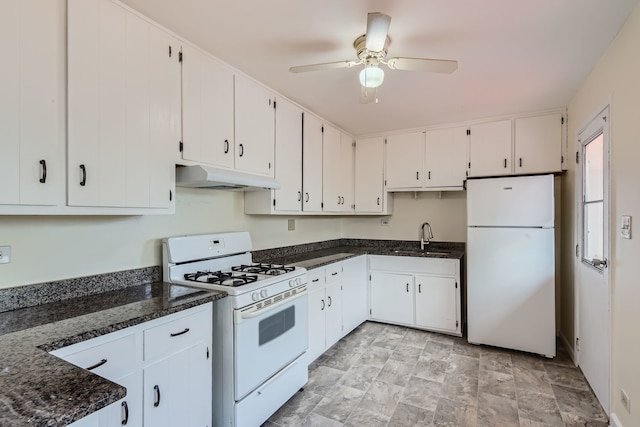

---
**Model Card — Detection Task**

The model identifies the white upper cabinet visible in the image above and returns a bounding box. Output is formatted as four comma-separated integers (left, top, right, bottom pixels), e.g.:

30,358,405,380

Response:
302,114,323,212
424,126,467,189
354,137,386,213
385,132,425,189
468,119,512,178
514,113,563,174
67,0,179,210
234,74,275,176
0,0,64,208
181,44,234,169
273,98,303,211
322,125,353,213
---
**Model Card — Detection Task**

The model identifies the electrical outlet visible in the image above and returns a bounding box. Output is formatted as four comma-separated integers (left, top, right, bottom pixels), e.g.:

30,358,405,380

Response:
621,388,631,413
287,219,296,231
0,246,11,264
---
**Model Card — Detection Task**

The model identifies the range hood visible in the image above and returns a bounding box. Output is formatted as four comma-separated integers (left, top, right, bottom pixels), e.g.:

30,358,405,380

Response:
176,165,281,191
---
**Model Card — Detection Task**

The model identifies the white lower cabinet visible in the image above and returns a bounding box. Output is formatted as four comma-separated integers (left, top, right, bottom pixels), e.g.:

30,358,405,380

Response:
51,303,212,427
306,256,368,364
369,256,462,336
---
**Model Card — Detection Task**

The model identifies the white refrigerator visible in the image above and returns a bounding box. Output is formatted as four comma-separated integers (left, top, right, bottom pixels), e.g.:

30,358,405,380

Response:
466,174,555,357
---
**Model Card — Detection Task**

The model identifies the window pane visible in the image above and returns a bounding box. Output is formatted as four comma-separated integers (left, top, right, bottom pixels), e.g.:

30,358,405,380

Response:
584,133,604,202
584,201,604,261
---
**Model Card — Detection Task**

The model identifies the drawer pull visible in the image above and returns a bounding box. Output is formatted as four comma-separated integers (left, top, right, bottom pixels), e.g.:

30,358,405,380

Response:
39,160,47,183
328,296,332,307
320,299,325,311
331,272,338,276
121,401,129,425
170,328,190,337
153,385,161,407
86,359,107,371
311,278,320,282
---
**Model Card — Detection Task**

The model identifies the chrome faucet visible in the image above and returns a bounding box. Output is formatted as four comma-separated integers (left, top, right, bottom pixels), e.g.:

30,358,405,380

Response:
420,222,434,250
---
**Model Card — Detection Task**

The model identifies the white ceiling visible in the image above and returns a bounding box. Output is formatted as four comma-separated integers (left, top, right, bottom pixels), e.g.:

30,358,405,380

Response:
121,0,639,136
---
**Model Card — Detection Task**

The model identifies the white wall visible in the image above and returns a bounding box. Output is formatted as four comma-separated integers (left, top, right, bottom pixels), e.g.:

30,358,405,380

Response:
342,191,467,242
565,3,640,425
0,188,341,289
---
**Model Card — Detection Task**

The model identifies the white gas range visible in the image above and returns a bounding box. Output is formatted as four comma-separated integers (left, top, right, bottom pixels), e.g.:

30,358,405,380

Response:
163,232,309,427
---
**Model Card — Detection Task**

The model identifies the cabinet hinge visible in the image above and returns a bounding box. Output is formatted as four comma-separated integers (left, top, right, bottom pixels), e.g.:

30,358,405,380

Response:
369,274,371,281
268,162,272,169
179,141,183,152
467,129,471,136
384,138,387,144
273,100,277,109
455,282,458,289
575,151,579,164
561,116,565,125
576,337,580,352
561,155,564,163
273,199,276,207
168,45,172,57
169,190,172,201
321,126,324,133
321,202,324,209
370,309,372,315
352,141,356,148
456,321,459,328
178,51,183,63
206,346,210,359
576,244,579,257
465,170,468,177
384,179,387,186
468,162,471,169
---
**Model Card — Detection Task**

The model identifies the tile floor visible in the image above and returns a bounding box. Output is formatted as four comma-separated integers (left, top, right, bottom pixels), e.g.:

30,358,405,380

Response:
264,322,608,427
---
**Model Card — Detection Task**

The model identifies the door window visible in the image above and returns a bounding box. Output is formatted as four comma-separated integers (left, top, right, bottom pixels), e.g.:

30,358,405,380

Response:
582,131,605,267
259,305,295,345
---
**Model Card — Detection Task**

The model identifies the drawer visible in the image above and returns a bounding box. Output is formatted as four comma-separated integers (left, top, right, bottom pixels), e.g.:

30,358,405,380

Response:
307,269,325,292
325,263,342,283
144,306,211,362
369,255,458,276
56,333,137,381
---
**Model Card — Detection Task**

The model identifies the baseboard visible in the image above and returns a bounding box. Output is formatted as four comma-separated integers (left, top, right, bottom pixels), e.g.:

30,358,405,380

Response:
610,412,623,427
558,330,578,365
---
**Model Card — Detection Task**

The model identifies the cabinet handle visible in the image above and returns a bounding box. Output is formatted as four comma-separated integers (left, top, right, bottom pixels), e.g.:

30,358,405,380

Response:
86,358,107,371
305,192,310,203
419,284,422,293
79,164,87,186
337,196,341,205
121,401,129,425
298,191,302,202
416,171,419,180
406,283,409,293
428,171,431,180
320,299,325,310
224,139,229,154
519,157,523,167
153,385,161,407
503,158,507,168
311,278,319,282
39,160,47,183
170,327,190,337
239,143,244,157
331,272,338,276
327,296,332,307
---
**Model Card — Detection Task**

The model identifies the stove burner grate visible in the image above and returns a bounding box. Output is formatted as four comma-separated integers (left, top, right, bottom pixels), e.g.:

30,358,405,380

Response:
183,271,258,287
232,263,296,276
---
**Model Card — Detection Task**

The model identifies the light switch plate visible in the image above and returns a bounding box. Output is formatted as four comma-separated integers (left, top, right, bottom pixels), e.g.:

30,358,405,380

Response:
621,215,632,239
0,246,11,264
287,219,296,231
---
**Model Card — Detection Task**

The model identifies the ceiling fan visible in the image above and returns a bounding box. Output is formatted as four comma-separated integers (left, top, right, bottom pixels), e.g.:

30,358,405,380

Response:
289,12,458,103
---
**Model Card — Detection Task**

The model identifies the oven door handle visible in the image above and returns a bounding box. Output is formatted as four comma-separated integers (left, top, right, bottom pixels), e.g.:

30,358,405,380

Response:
235,288,307,324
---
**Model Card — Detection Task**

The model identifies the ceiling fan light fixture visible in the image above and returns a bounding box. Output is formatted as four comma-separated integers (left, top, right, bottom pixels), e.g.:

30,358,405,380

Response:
359,65,384,88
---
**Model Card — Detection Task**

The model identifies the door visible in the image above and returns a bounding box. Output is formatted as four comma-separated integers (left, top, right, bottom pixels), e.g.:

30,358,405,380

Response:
302,113,323,212
341,256,368,335
576,108,610,414
385,132,424,189
273,97,303,212
468,119,512,177
514,113,563,174
354,137,384,213
307,287,326,364
321,124,342,212
424,126,467,188
370,272,414,325
415,275,458,332
324,281,343,348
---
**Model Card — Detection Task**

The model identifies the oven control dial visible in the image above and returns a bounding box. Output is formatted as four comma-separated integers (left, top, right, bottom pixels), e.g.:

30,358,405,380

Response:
260,289,268,299
251,292,260,301
289,279,295,288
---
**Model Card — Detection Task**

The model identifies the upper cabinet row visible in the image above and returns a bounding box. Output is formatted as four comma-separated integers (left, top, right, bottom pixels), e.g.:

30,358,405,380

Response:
385,113,564,191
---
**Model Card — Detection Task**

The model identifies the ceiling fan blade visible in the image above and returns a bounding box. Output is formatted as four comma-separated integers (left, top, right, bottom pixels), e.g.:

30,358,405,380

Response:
365,12,391,52
386,57,458,73
289,60,359,73
360,85,378,104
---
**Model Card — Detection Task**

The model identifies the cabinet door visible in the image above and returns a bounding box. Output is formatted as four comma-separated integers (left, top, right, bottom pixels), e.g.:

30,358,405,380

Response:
354,137,384,213
307,287,327,364
235,74,275,176
181,44,234,169
370,272,414,325
424,127,467,188
302,114,323,212
324,281,343,349
0,0,63,207
321,124,342,212
468,119,512,177
415,275,458,333
274,97,303,212
385,132,425,189
514,113,562,174
339,133,355,213
341,256,368,335
143,343,212,427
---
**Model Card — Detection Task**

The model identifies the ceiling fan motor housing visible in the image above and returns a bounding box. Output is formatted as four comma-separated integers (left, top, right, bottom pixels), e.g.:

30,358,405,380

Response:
354,34,390,64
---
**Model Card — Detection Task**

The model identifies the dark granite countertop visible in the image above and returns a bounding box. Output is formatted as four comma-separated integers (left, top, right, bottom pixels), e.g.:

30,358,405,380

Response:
0,281,225,426
253,238,465,270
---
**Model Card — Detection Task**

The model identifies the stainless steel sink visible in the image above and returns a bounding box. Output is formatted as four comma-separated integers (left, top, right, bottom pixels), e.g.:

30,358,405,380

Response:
388,249,450,256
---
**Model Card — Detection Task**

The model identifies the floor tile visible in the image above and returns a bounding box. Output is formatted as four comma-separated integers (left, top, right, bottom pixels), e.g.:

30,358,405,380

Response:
413,356,448,383
446,353,480,378
269,390,323,426
400,375,443,411
322,347,361,371
561,411,609,427
423,340,453,361
337,364,381,392
355,346,393,368
390,343,423,364
478,369,516,400
517,389,564,427
480,351,513,374
371,331,405,350
513,365,554,396
357,379,403,417
304,366,345,396
512,352,546,372
401,328,431,349
441,373,479,406
476,392,519,427
432,397,477,427
311,385,364,423
376,359,416,387
388,402,434,426
344,406,390,427
552,383,608,421
545,363,591,390
453,340,481,358
301,412,342,427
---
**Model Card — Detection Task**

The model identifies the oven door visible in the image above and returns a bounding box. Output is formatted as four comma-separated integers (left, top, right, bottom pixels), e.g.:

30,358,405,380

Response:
234,288,308,401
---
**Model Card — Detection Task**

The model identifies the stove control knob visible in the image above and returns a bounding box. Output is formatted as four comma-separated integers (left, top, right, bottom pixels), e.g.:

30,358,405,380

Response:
251,292,260,301
289,279,295,288
296,277,302,286
260,289,268,299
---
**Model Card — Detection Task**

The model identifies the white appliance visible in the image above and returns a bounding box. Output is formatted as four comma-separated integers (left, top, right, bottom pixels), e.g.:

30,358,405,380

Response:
466,174,556,358
163,232,309,427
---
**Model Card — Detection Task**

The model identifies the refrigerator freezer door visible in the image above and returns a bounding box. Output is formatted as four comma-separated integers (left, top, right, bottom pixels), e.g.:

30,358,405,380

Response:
467,175,554,228
467,227,556,357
